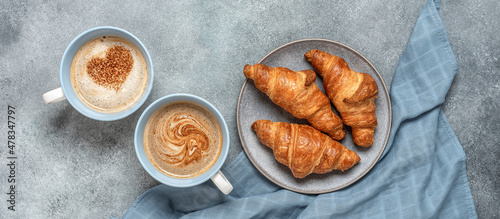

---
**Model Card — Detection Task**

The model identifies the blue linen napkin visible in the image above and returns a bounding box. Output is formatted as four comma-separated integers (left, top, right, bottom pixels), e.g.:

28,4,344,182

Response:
119,0,477,218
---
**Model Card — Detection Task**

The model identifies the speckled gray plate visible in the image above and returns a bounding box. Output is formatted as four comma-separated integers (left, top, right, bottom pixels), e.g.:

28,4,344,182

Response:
237,39,392,194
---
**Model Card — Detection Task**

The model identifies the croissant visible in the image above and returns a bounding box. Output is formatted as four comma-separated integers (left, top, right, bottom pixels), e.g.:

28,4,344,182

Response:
251,120,360,178
244,64,345,141
305,49,378,147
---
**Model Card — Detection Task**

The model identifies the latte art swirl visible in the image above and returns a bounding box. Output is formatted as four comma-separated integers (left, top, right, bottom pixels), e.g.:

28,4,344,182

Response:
144,101,222,178
153,113,210,167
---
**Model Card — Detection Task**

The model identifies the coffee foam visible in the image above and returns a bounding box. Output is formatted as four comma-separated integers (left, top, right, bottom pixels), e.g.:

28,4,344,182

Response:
70,36,148,113
143,101,223,178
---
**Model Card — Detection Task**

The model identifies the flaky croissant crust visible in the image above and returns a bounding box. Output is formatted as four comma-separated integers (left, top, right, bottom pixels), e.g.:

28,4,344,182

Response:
305,49,378,147
252,120,360,178
244,64,345,140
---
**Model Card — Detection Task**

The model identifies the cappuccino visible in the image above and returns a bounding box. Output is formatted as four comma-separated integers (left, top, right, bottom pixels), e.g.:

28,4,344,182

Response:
70,36,148,113
143,101,223,178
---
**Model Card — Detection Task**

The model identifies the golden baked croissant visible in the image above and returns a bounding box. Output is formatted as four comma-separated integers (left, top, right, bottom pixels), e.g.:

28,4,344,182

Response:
244,64,345,141
304,49,378,147
251,120,360,178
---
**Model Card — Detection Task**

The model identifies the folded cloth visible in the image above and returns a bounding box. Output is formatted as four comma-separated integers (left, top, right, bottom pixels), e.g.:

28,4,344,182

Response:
119,0,477,218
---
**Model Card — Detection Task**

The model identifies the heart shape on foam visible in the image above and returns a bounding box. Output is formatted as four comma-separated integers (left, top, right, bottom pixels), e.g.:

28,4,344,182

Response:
86,45,134,91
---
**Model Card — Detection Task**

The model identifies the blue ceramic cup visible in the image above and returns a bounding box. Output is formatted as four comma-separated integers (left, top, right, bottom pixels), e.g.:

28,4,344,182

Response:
135,94,233,194
42,26,154,121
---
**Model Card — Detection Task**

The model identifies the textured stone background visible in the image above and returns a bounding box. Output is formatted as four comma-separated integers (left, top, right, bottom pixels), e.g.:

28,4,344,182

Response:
0,0,498,218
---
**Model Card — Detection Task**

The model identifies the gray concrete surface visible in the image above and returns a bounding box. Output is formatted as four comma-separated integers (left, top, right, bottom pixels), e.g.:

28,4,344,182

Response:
0,0,498,218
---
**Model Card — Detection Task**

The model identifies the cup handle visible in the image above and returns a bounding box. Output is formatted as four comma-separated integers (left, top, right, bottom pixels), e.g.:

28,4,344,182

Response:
210,170,233,195
43,87,67,104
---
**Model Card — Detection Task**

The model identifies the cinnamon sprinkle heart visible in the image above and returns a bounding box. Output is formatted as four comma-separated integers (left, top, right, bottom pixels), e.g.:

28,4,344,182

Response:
86,45,134,91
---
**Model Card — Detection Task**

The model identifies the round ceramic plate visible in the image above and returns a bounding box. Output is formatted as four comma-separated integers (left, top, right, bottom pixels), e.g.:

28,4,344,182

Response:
237,39,392,194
